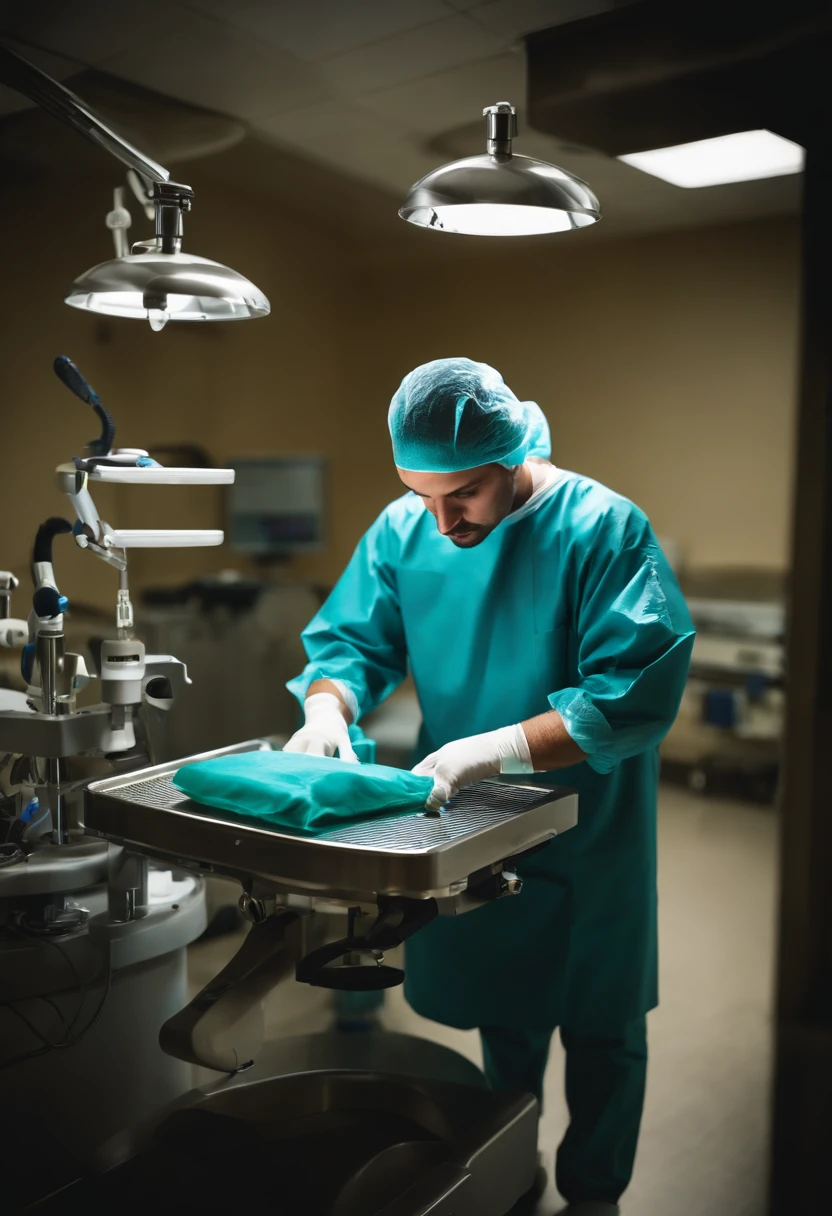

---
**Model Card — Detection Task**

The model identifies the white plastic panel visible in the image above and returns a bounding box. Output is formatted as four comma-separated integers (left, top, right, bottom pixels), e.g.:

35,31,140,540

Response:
86,468,235,485
110,530,225,548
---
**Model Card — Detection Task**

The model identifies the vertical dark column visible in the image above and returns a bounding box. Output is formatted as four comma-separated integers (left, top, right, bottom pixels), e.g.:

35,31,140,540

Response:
771,140,832,1215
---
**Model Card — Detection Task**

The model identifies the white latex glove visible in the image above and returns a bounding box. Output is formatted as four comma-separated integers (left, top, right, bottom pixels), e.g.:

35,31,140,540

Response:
412,724,533,811
283,692,358,763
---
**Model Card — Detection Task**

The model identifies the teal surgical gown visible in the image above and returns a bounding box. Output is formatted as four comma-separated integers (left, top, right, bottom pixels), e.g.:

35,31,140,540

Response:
288,471,695,1034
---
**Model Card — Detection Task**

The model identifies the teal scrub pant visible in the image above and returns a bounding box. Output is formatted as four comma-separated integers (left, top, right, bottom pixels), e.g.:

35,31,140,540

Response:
480,1018,648,1205
334,989,385,1024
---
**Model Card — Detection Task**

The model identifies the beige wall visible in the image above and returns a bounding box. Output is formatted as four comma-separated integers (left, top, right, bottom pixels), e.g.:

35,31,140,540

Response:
0,164,800,625
355,217,801,573
0,172,368,611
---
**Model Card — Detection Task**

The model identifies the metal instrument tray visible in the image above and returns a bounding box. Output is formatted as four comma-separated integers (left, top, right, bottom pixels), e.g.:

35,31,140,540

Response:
85,741,577,900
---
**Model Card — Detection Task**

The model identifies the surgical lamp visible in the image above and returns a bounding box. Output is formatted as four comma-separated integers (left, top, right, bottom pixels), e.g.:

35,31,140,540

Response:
400,102,601,237
0,45,270,330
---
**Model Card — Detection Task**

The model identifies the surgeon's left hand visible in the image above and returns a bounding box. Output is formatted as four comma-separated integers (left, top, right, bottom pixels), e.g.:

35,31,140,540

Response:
412,724,533,811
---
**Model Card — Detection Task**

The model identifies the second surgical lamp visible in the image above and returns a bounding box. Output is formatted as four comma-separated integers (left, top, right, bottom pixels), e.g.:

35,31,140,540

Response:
400,102,601,236
0,44,270,330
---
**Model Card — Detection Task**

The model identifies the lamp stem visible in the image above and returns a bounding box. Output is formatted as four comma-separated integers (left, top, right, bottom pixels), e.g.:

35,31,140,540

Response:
484,101,518,162
0,43,171,184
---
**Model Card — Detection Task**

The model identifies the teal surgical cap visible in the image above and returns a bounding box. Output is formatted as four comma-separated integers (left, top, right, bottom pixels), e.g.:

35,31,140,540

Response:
388,357,551,473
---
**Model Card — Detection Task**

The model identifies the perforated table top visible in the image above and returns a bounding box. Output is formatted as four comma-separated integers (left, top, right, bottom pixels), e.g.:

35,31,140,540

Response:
86,741,577,900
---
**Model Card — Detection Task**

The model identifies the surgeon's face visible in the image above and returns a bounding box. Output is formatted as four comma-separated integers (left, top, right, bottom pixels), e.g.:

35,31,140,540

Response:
397,463,521,548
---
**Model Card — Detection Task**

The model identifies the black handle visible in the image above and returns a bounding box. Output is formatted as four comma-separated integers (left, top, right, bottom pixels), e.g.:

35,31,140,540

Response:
53,355,116,456
31,517,72,618
296,897,438,991
32,517,73,567
296,948,404,991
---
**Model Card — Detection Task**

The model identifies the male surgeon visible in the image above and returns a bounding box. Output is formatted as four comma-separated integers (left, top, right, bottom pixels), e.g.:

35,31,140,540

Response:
286,357,695,1214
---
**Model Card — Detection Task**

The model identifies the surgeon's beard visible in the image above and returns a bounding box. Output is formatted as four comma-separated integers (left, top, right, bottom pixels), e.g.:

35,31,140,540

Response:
446,522,492,548
444,464,530,547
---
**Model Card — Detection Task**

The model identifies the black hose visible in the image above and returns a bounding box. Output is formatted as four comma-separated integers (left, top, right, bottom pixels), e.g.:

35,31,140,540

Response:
53,355,116,456
32,517,73,568
31,518,72,618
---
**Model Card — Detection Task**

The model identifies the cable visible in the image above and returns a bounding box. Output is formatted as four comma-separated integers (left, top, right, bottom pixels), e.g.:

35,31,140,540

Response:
35,934,87,1032
0,1041,53,1072
0,970,93,1003
0,968,115,1070
0,928,113,1068
10,918,96,975
34,931,84,987
4,1002,70,1050
4,927,89,1014
70,965,114,1043
38,995,75,1041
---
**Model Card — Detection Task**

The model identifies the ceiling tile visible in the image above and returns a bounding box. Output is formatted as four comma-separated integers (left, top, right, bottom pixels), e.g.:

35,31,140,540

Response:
355,51,525,137
257,101,437,193
183,0,451,61
99,16,329,122
317,13,503,98
0,0,193,64
471,0,615,41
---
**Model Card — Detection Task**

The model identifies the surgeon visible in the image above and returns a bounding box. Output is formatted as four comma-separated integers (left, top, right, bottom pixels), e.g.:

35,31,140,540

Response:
285,357,695,1214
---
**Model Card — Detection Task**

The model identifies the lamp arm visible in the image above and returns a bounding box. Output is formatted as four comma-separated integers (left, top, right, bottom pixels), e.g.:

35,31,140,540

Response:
0,43,171,185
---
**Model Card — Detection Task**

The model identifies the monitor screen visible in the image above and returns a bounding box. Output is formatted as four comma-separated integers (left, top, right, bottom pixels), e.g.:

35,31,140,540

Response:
227,456,325,556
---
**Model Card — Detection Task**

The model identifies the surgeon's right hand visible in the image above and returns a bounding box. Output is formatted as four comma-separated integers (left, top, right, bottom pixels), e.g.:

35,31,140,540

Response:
282,692,358,762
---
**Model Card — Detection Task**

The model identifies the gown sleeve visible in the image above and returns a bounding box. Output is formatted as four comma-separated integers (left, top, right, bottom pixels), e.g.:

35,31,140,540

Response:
286,510,407,720
548,506,696,774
